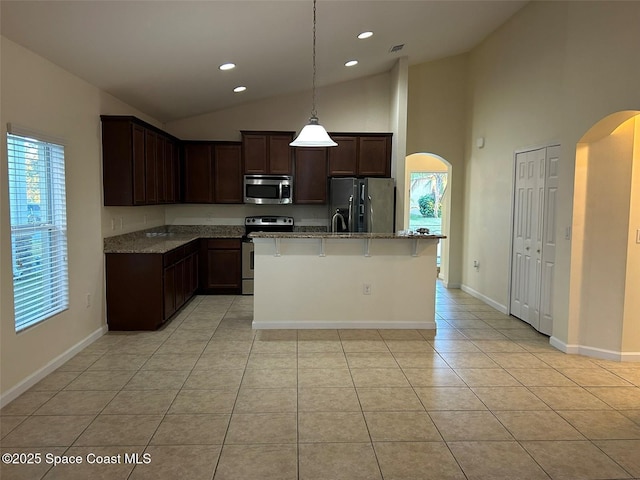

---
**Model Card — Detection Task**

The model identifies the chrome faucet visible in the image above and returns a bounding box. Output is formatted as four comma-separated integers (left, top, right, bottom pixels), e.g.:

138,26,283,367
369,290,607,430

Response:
331,209,347,232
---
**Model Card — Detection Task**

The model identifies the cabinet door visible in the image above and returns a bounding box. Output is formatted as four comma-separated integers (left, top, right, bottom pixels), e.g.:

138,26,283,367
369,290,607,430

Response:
328,136,358,176
295,148,328,204
164,139,178,203
132,124,146,205
174,259,185,308
201,239,241,293
163,264,176,320
205,249,241,290
145,130,158,204
243,134,268,174
358,136,391,177
183,143,214,203
156,135,166,203
269,134,294,174
214,144,243,203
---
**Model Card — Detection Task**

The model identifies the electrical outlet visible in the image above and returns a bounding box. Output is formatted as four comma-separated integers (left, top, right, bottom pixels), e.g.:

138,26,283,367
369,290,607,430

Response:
363,284,372,295
636,229,640,244
86,293,91,308
111,218,115,231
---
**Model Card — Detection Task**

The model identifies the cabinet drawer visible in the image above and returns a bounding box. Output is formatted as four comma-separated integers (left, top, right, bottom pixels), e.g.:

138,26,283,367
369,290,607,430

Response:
184,240,199,256
163,248,180,267
206,238,241,250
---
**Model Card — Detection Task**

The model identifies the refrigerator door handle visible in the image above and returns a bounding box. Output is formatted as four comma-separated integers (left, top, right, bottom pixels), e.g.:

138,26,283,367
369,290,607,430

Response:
368,195,373,232
348,195,354,232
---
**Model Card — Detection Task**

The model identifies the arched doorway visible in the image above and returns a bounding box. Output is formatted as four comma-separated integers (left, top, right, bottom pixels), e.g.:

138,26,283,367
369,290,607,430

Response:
564,111,640,361
405,153,451,284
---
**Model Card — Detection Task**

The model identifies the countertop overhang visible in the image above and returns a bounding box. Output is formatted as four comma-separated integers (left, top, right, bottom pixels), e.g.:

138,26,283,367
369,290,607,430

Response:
249,232,446,240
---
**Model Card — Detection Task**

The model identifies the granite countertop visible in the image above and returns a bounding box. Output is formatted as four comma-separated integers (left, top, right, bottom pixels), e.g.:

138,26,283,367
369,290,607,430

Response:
104,225,245,254
104,225,330,254
249,232,446,240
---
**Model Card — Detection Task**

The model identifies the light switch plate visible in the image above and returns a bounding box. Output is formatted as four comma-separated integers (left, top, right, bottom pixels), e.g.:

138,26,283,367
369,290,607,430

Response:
636,228,640,244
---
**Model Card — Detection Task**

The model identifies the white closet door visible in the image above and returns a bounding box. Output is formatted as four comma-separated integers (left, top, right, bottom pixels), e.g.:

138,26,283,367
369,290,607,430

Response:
538,145,559,335
510,145,558,335
511,148,544,328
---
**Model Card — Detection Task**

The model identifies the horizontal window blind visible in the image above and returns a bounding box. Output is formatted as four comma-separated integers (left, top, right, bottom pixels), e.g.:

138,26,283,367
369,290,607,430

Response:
7,132,69,331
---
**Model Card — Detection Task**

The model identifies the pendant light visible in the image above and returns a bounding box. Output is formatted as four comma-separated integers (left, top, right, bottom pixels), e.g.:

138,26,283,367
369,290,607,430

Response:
290,0,337,147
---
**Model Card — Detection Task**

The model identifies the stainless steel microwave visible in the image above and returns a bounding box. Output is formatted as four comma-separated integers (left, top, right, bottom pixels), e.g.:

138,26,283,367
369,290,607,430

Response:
244,175,293,204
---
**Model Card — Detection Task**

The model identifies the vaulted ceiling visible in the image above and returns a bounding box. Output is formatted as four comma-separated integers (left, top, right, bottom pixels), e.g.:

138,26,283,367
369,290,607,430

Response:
1,0,527,122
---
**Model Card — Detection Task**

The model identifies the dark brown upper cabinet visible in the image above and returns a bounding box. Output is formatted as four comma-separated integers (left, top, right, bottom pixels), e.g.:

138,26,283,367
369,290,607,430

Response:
183,142,214,203
182,141,243,204
213,143,243,203
294,147,328,204
101,115,180,206
327,133,392,178
241,131,295,175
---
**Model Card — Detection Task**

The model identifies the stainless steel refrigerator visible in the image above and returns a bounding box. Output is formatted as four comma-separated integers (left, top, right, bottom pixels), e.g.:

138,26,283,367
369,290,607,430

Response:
329,178,395,233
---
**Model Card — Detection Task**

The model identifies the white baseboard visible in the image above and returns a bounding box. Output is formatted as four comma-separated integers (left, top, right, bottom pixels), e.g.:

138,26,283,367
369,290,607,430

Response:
252,320,437,330
460,284,508,314
550,336,640,362
442,281,461,289
0,325,108,408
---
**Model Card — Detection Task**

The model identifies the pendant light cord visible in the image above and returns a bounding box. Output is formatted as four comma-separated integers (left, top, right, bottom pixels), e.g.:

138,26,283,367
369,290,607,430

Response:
311,0,317,119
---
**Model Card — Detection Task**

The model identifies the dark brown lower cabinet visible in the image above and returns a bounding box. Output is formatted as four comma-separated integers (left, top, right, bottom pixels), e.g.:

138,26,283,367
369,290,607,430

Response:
106,240,199,330
200,238,242,294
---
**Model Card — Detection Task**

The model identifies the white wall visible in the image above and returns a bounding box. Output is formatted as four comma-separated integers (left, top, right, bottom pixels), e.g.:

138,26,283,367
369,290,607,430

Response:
0,36,163,402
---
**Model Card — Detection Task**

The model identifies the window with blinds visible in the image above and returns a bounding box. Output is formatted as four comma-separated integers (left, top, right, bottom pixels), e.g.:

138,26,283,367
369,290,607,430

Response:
7,130,69,332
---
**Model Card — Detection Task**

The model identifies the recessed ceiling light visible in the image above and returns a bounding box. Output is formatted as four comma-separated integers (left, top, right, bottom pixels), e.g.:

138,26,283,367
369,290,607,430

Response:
219,63,236,71
345,60,358,67
233,86,246,93
357,31,373,39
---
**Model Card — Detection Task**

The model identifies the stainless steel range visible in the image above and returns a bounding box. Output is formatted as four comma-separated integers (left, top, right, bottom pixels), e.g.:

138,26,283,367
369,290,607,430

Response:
242,215,294,294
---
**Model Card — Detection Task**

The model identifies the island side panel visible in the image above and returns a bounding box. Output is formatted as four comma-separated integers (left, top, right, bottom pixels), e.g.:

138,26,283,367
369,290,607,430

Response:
252,237,439,329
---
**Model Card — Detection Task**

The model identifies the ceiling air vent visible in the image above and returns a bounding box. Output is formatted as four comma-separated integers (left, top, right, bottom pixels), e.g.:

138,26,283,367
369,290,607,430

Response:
389,44,405,53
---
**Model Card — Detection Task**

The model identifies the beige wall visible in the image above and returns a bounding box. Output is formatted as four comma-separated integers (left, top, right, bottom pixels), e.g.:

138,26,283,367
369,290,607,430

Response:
463,1,566,310
408,1,640,350
390,57,409,232
404,154,450,283
407,53,468,288
623,118,640,352
579,119,634,352
165,73,392,141
458,1,640,348
0,37,162,402
163,71,394,228
4,0,640,401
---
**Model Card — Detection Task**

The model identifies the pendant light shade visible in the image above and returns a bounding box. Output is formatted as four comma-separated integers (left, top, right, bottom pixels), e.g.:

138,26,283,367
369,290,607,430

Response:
290,0,336,148
290,116,337,147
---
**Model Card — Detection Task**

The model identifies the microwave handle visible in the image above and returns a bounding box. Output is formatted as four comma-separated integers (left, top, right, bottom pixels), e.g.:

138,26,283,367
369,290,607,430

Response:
279,183,282,201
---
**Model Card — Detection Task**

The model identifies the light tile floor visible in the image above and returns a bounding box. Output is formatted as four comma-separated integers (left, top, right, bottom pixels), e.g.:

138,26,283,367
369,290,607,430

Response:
2,283,640,479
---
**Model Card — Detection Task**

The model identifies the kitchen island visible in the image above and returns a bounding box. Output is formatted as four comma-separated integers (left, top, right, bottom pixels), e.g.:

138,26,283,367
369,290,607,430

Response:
249,232,446,329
